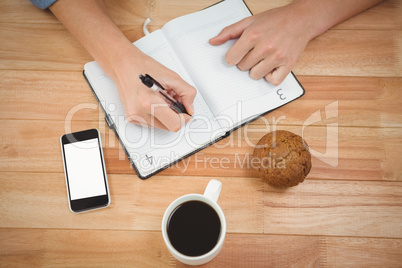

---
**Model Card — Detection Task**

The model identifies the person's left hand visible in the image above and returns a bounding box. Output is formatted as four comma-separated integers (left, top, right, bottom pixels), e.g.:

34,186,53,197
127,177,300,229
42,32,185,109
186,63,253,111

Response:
209,4,313,85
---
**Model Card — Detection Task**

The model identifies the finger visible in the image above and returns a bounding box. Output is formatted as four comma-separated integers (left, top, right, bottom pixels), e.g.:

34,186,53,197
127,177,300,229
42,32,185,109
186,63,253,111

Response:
237,39,278,71
126,89,187,131
127,111,169,131
163,74,197,115
167,89,176,98
249,58,279,80
180,96,195,116
152,103,191,132
264,66,291,86
237,47,264,71
225,29,256,66
209,17,253,46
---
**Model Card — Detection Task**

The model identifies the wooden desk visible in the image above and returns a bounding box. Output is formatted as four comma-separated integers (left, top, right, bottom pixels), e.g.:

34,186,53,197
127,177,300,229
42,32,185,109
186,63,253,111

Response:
1,0,401,266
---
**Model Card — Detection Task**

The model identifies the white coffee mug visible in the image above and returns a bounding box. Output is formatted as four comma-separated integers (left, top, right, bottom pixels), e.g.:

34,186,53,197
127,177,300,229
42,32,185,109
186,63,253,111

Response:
161,179,226,266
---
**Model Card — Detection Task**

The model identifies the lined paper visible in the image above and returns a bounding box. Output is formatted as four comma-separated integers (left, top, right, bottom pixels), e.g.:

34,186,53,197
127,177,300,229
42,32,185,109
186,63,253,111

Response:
84,0,304,177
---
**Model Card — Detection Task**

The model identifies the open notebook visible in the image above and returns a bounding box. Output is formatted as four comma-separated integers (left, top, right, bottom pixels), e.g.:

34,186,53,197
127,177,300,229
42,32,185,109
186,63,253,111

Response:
83,0,305,179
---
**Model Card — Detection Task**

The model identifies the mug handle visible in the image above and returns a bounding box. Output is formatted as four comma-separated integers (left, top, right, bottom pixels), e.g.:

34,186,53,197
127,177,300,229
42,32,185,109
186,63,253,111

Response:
203,179,222,203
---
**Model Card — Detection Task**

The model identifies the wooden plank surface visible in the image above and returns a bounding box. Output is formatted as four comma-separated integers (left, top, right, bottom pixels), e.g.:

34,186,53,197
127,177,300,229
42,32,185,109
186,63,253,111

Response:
1,0,401,30
1,229,401,267
1,119,401,182
2,71,402,127
1,25,401,77
1,172,401,239
1,0,402,267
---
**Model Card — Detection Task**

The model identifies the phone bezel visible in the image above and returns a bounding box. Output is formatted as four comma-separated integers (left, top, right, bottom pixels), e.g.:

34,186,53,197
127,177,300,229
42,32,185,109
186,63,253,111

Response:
60,129,110,213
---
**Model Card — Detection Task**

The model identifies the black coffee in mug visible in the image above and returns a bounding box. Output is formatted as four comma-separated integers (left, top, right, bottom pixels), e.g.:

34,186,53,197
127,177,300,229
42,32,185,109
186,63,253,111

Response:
167,200,221,256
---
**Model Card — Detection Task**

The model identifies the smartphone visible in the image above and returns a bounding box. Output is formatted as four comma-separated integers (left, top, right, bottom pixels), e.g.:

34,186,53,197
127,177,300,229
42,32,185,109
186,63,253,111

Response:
60,129,110,213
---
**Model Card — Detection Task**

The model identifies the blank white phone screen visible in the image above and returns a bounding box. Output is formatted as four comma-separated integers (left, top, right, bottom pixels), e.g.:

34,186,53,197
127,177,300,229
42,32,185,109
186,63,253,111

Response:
63,138,107,200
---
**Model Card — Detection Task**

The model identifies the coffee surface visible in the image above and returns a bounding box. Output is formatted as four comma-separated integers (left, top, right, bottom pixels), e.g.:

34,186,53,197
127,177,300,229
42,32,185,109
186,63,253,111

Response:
167,200,221,256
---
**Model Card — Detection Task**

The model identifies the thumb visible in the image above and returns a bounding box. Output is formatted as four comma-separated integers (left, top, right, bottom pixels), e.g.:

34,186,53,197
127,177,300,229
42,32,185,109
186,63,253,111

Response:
209,17,253,46
166,75,197,115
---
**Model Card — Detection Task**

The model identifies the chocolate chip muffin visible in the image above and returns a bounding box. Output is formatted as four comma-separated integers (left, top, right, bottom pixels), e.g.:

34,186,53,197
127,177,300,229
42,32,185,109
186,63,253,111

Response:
253,130,311,188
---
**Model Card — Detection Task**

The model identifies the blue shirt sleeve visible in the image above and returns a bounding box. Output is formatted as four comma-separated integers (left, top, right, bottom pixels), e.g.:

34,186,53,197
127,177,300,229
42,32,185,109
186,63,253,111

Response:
29,0,58,9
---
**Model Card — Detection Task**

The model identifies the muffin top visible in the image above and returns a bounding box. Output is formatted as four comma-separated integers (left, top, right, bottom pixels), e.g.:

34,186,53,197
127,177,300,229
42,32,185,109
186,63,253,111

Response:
253,130,311,188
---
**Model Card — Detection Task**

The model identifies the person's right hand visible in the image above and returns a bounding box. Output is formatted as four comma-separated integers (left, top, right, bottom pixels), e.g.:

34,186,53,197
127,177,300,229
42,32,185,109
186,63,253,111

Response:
109,45,196,132
49,0,196,132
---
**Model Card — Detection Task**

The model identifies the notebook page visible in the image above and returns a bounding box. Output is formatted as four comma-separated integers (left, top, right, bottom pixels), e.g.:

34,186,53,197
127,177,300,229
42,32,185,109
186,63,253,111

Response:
162,0,303,129
85,29,223,177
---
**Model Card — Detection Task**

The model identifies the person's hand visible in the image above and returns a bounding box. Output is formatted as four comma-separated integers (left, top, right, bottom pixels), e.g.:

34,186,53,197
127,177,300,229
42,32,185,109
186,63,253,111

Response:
209,4,313,85
110,45,196,132
49,0,196,132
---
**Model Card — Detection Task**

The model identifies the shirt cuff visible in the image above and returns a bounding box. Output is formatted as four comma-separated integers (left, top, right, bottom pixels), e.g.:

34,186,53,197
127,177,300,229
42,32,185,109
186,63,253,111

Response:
29,0,58,10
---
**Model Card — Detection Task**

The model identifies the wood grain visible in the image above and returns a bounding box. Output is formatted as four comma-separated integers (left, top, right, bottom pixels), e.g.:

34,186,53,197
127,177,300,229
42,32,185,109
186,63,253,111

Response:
1,229,401,267
1,171,401,239
263,180,402,238
1,119,400,182
1,0,401,266
1,0,401,30
1,24,401,77
295,29,402,77
0,173,265,233
1,2,401,76
1,70,402,127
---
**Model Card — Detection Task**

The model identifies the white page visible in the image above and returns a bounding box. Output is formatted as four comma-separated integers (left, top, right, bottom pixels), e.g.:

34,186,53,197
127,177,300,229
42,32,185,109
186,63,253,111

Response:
84,0,304,177
161,0,303,129
85,30,223,177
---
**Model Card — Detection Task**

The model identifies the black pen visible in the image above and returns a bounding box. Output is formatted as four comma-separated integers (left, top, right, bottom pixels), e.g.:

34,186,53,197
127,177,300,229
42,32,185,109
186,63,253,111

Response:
139,74,190,115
